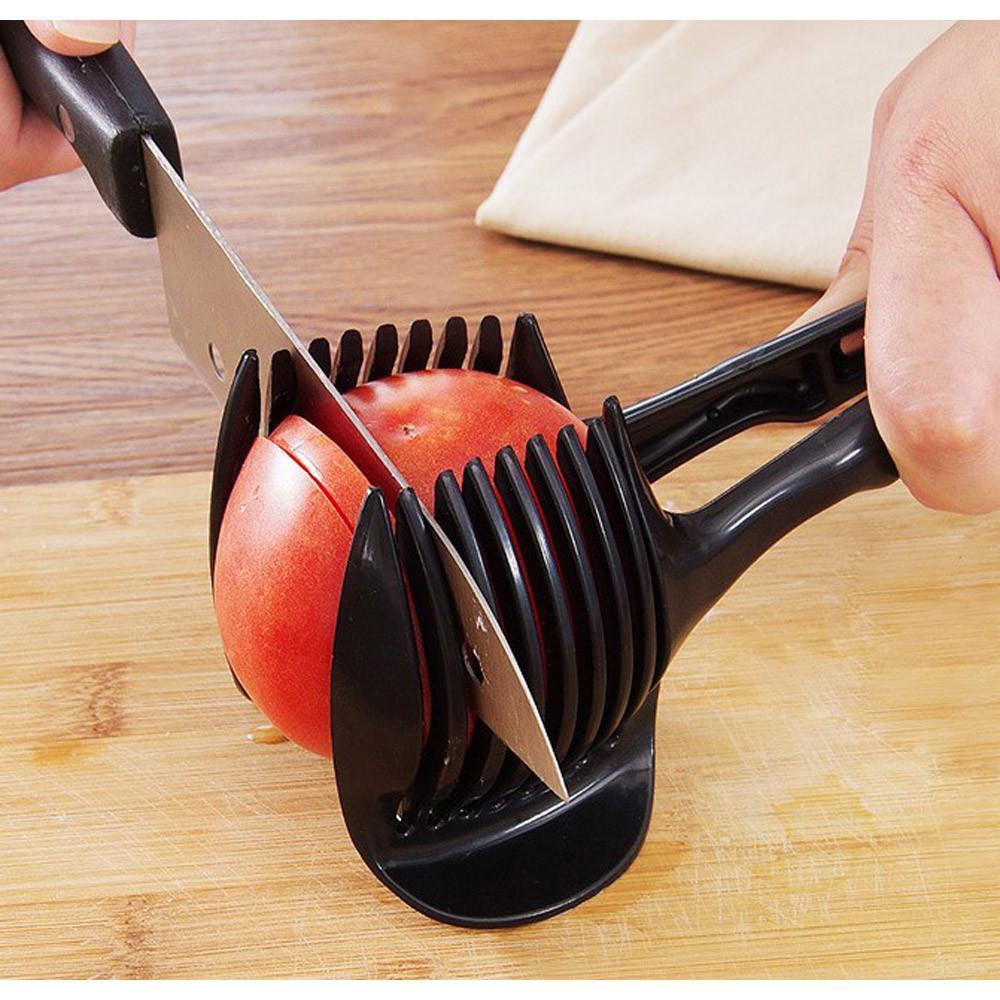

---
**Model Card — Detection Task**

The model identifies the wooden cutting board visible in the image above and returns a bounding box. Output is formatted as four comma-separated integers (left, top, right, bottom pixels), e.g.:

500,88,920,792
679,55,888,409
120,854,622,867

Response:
0,18,996,981
1,436,997,978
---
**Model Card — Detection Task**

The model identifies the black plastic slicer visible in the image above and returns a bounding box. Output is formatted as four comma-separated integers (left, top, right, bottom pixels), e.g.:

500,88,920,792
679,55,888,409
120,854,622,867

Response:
208,302,896,927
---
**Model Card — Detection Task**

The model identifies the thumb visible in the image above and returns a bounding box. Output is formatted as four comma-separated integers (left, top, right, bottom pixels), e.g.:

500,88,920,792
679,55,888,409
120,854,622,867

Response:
24,20,122,56
787,208,870,351
864,136,1000,515
782,195,871,363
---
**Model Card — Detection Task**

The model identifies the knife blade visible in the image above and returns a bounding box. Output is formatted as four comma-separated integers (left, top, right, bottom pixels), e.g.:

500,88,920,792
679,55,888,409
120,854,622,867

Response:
141,138,567,801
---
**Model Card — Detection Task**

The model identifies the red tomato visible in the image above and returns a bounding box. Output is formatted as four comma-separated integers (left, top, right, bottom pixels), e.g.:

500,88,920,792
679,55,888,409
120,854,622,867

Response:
212,430,369,756
344,370,586,502
213,369,586,757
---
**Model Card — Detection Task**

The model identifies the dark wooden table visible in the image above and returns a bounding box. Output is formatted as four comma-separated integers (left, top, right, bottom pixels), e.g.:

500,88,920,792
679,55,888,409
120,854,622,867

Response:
0,20,814,488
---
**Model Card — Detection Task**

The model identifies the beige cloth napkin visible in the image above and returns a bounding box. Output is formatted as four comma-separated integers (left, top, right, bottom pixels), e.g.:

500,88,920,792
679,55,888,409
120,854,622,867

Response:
477,21,949,290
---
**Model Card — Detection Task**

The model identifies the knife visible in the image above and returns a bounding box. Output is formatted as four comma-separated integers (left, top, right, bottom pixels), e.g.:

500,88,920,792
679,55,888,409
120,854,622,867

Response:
0,20,568,801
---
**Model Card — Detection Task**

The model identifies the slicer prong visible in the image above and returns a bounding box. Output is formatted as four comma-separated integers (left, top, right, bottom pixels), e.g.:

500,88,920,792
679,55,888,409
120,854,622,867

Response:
400,319,433,372
363,323,399,382
332,329,364,391
470,315,503,374
433,316,468,369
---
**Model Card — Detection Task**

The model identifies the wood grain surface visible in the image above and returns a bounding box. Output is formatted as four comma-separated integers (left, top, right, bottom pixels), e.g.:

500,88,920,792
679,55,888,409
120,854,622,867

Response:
0,20,814,488
0,20,997,981
1,458,997,978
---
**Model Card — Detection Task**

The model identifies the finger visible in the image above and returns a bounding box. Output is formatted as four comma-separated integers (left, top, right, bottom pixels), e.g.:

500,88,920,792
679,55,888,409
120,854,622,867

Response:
119,21,137,53
866,136,1000,515
0,21,137,189
0,53,78,189
784,157,875,350
24,20,121,56
790,206,871,335
9,106,80,183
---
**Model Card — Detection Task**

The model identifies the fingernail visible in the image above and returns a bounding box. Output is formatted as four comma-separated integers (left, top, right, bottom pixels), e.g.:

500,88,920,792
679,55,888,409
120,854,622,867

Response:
51,20,120,45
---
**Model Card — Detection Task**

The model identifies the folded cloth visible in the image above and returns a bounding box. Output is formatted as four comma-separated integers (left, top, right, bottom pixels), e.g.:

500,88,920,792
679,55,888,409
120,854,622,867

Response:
477,21,949,290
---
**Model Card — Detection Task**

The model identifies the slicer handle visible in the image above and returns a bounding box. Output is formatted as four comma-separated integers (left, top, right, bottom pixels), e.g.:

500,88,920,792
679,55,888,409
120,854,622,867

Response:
0,19,181,237
624,300,868,482
666,396,899,645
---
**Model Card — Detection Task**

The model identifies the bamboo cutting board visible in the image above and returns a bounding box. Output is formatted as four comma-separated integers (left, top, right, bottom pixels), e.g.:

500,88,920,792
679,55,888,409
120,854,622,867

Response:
1,435,997,978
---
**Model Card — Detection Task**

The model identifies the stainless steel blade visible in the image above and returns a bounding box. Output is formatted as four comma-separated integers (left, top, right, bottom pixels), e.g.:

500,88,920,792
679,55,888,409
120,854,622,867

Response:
432,522,568,799
141,138,568,801
141,138,400,493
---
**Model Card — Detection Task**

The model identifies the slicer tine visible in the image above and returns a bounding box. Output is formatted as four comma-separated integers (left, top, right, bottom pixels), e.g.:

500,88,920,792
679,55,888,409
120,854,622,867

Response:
223,653,251,701
308,336,332,377
210,348,261,704
525,434,607,761
434,470,507,808
399,318,433,372
448,712,507,814
434,471,499,613
266,348,297,433
462,457,545,797
333,328,364,391
363,323,399,382
494,447,578,763
470,316,503,374
461,460,545,706
210,348,261,579
330,488,425,819
586,419,658,719
433,316,468,369
506,314,571,407
601,396,670,685
395,489,468,812
556,425,633,742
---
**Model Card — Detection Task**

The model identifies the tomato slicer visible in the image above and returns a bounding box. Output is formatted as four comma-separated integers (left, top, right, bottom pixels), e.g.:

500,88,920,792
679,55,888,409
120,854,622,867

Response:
2,22,900,928
250,301,894,926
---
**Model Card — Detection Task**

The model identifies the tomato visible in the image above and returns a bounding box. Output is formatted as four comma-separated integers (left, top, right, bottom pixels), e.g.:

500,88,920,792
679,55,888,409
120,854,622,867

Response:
213,368,586,757
212,429,369,756
343,369,585,502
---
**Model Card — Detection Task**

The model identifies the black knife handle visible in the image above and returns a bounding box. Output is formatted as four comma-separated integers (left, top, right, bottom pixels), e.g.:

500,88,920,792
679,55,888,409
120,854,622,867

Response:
0,19,181,237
